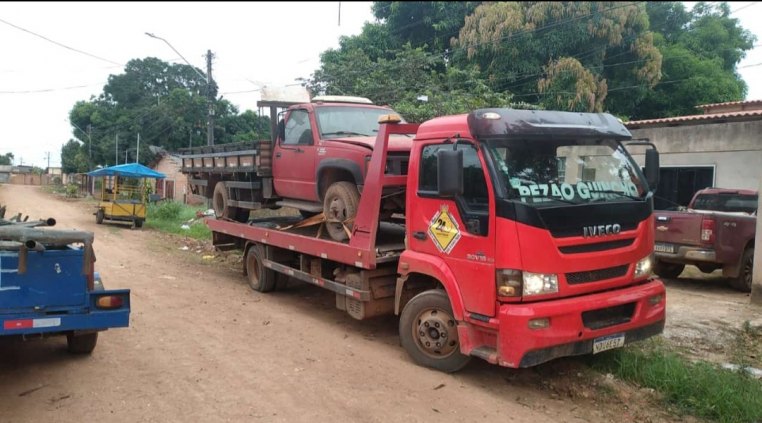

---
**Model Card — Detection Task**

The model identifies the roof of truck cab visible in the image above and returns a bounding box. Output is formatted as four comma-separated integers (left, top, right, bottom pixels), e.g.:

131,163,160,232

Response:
414,114,471,141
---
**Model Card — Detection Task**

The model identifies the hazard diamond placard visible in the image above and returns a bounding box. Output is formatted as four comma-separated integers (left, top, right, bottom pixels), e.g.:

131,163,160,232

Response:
427,205,462,254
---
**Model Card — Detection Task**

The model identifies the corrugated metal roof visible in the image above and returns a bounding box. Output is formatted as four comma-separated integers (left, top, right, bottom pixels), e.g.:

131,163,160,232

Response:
625,109,762,128
696,99,762,109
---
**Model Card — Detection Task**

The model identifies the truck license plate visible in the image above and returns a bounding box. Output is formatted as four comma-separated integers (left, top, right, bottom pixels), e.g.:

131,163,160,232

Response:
654,243,675,253
593,333,625,354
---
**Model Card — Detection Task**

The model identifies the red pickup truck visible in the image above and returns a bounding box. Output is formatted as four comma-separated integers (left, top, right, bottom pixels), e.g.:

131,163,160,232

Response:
653,188,757,291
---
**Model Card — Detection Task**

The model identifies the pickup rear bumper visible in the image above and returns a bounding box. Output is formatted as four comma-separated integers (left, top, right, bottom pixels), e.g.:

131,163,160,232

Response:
655,245,716,263
462,279,666,368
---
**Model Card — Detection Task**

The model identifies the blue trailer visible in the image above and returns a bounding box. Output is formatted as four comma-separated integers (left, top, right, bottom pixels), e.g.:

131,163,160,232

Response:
0,211,130,353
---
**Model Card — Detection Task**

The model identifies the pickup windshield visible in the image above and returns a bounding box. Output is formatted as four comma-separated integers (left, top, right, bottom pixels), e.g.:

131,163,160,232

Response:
484,139,648,206
692,193,758,214
315,106,400,139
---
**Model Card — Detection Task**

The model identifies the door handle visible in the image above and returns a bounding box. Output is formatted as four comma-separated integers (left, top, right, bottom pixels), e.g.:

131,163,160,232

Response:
412,231,426,240
275,152,282,158
295,147,304,153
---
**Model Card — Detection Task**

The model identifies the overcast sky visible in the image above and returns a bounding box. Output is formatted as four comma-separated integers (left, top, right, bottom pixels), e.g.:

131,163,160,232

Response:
1,1,761,169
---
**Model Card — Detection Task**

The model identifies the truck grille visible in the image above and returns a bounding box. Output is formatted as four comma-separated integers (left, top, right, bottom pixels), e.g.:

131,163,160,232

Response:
582,302,635,329
566,264,629,284
558,238,634,254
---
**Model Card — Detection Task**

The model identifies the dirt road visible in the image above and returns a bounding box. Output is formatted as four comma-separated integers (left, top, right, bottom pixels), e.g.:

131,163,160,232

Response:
0,184,751,423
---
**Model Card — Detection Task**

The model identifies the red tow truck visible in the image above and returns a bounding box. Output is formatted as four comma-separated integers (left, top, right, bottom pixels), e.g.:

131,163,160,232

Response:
207,109,666,372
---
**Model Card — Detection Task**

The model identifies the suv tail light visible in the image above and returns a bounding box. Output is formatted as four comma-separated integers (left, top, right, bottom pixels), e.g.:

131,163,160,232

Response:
700,217,715,244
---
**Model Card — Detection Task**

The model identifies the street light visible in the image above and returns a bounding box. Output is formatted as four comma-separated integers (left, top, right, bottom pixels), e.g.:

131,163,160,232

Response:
145,32,215,146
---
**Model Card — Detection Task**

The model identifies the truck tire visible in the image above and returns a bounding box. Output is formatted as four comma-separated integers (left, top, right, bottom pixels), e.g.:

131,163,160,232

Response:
729,248,754,292
96,209,104,224
213,182,244,221
399,289,471,373
323,181,359,242
67,332,98,354
653,261,684,279
245,244,276,293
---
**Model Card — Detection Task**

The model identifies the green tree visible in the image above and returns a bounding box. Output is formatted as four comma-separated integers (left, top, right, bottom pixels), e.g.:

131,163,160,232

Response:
632,2,756,118
60,140,88,174
452,2,662,114
0,152,13,165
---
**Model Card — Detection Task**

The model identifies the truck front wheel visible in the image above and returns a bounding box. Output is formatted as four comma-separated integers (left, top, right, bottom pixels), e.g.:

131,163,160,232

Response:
653,261,685,279
245,244,276,293
399,289,471,373
729,248,754,292
323,181,359,242
67,332,98,354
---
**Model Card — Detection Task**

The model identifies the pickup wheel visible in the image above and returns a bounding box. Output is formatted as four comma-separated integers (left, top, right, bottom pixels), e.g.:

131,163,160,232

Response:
213,182,244,221
67,332,98,354
653,261,685,279
245,244,276,293
399,289,471,373
729,248,754,292
323,181,359,242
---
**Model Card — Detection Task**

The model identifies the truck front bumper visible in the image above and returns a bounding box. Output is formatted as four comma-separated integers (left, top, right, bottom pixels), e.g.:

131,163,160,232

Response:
463,279,666,368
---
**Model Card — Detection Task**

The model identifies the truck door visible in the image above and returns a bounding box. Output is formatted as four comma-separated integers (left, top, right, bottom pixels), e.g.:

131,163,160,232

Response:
409,141,497,317
273,109,319,201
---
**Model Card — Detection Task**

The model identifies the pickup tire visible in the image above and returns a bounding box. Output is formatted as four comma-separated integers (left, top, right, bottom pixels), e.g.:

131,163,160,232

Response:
245,244,276,293
399,289,471,373
213,182,244,221
67,332,98,354
653,261,685,279
323,181,359,242
729,248,754,292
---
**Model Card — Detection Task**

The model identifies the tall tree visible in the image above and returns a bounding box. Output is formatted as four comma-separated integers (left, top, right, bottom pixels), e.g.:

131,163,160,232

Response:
632,2,756,118
452,2,662,114
0,152,14,166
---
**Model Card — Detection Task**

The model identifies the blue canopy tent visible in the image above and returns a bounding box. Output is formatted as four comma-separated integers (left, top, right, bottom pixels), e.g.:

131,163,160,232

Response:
87,163,166,179
87,164,166,228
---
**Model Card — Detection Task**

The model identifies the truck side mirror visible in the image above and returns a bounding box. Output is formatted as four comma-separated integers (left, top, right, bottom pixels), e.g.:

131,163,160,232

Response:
645,148,660,191
437,149,463,197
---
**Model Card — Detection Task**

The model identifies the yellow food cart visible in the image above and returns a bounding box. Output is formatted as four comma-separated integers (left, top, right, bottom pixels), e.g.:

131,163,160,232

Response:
87,163,166,229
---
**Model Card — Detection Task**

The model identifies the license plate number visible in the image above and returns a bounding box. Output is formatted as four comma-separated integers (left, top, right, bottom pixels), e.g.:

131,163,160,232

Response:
654,243,675,253
593,333,625,354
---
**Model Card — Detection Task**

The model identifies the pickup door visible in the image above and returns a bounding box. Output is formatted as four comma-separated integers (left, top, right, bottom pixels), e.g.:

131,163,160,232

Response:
272,109,319,201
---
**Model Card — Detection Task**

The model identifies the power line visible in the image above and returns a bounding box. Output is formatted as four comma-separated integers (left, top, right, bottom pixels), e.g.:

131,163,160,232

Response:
0,16,122,66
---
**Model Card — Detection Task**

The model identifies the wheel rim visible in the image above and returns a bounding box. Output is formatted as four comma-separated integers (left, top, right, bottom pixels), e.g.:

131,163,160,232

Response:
412,307,459,359
327,195,348,231
743,255,753,286
247,251,260,289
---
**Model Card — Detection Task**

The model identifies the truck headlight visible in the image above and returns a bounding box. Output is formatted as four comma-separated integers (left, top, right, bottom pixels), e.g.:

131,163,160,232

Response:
523,272,558,296
634,255,653,279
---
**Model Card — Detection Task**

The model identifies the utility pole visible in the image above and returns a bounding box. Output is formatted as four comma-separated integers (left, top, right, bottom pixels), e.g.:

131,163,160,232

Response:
189,128,193,149
136,133,141,163
87,124,92,169
206,50,215,146
115,134,119,165
44,151,50,170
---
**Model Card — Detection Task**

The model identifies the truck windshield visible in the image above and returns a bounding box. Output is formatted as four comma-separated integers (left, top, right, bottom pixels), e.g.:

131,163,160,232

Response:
315,106,399,138
484,139,648,206
692,193,758,214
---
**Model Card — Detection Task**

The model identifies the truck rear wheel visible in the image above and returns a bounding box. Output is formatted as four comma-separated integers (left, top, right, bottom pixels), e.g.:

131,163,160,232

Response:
213,182,244,221
323,181,359,242
67,332,98,354
246,244,276,293
653,261,684,279
399,289,471,373
729,248,753,292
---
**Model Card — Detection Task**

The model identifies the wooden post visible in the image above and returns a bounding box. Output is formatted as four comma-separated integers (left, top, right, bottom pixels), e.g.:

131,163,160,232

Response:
750,174,762,305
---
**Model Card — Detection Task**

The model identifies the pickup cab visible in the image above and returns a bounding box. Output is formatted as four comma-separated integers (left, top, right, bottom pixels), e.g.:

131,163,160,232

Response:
653,188,757,291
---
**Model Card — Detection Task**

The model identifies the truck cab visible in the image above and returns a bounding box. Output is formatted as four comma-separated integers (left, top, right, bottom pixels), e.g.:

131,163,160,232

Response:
271,96,411,240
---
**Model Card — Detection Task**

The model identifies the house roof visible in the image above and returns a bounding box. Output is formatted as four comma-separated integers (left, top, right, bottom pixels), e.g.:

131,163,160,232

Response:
696,99,762,110
625,109,762,129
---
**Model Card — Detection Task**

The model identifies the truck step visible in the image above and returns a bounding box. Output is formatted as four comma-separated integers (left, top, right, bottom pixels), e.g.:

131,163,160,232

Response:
275,199,323,213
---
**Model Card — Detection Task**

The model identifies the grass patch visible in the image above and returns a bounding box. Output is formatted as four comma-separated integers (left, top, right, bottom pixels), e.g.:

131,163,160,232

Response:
731,321,762,369
145,201,211,240
591,339,762,423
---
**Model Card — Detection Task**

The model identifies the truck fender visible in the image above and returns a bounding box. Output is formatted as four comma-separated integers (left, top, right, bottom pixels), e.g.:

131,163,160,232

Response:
316,159,364,198
394,250,466,321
